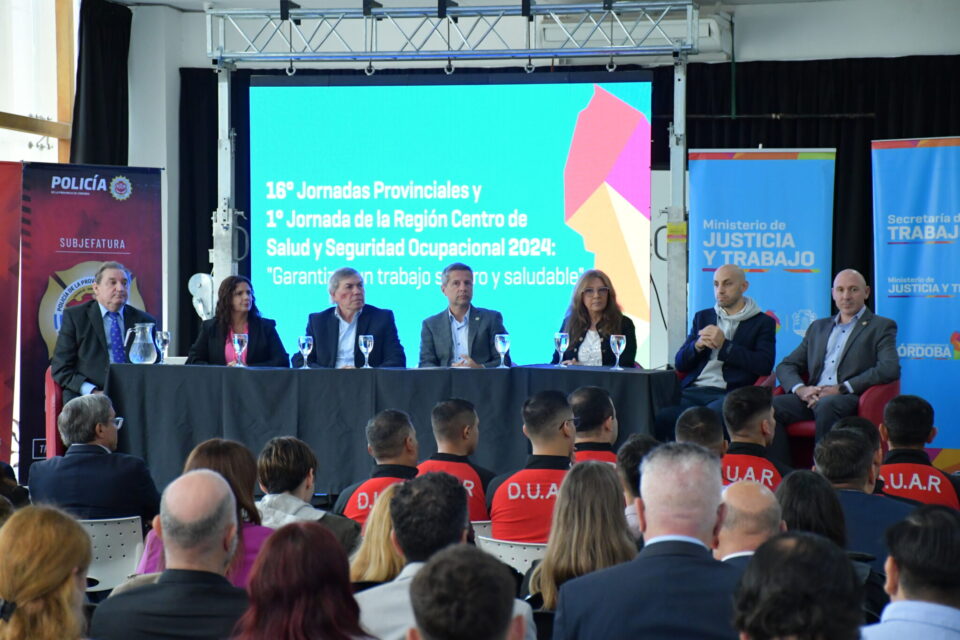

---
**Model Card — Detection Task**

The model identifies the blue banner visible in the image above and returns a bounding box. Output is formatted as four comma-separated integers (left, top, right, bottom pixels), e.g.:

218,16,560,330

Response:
873,137,960,460
688,150,835,361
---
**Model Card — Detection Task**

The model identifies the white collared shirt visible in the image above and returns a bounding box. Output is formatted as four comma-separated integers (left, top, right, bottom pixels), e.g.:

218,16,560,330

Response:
643,534,708,549
448,308,470,365
815,305,866,391
335,306,362,368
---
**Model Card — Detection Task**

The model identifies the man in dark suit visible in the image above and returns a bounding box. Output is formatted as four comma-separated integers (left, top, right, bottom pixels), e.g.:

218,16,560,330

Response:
90,469,248,640
28,394,160,524
773,268,900,445
714,480,785,572
51,261,158,401
655,264,776,441
814,429,915,573
292,267,405,368
553,442,741,640
419,262,509,368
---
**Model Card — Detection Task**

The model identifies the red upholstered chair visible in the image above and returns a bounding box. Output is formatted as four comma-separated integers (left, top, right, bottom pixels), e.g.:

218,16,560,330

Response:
44,366,67,458
675,370,776,388
778,380,901,469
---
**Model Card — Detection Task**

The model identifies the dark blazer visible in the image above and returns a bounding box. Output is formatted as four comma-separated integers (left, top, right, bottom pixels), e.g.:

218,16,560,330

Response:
675,309,776,390
292,304,406,368
551,315,637,368
28,443,160,524
776,307,899,395
553,540,741,640
419,305,510,368
50,299,157,401
185,315,289,367
836,489,916,573
89,569,248,640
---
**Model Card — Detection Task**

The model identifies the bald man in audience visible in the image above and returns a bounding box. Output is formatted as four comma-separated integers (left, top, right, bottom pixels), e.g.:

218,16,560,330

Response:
675,406,727,458
655,264,776,441
715,481,786,572
553,443,741,639
91,470,248,640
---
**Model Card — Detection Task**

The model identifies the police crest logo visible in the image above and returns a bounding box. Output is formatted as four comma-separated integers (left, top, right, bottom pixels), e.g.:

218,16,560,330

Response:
109,175,133,201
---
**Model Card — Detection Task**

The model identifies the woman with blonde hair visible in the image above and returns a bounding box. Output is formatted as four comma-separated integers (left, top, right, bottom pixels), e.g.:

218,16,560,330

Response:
528,461,636,610
349,483,404,592
553,269,637,367
0,505,91,640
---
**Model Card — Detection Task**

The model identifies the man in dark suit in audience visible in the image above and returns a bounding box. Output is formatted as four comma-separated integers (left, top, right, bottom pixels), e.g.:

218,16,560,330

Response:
29,394,160,524
50,261,157,401
714,481,785,572
418,262,509,368
293,266,405,368
553,442,741,640
814,429,915,573
90,469,248,640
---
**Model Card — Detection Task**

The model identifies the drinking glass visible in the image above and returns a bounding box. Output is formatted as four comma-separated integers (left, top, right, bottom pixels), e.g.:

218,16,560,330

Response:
298,335,314,369
232,333,249,367
494,334,510,369
610,334,627,371
154,330,171,364
359,334,375,369
554,332,569,367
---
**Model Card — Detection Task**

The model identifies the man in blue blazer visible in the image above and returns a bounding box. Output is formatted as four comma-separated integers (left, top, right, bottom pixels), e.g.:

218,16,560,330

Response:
419,262,510,368
29,394,160,525
292,267,406,368
553,443,741,640
655,265,776,440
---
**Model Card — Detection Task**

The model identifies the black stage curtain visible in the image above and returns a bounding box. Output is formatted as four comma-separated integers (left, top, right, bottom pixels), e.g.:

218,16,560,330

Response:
70,0,132,165
177,56,960,347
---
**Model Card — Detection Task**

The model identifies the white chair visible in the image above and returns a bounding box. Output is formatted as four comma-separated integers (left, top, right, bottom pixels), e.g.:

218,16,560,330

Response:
475,535,547,574
79,516,145,593
471,520,492,538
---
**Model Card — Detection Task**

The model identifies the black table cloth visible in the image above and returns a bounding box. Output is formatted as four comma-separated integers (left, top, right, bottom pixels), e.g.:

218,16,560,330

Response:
107,364,678,494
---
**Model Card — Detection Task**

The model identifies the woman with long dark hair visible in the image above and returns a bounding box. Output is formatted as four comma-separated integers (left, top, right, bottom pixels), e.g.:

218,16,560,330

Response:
233,522,371,640
552,269,637,367
187,275,288,367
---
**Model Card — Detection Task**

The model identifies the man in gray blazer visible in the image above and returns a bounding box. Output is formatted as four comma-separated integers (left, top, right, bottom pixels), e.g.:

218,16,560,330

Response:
419,262,510,368
773,269,900,446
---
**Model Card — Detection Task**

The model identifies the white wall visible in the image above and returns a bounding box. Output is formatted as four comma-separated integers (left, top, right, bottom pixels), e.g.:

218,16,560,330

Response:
127,0,960,354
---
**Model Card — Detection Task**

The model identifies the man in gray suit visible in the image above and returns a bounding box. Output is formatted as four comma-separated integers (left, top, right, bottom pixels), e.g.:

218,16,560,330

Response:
773,269,900,447
419,262,509,368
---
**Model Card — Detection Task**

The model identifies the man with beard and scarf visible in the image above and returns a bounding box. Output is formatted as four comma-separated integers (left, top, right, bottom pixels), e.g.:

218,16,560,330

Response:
655,264,776,442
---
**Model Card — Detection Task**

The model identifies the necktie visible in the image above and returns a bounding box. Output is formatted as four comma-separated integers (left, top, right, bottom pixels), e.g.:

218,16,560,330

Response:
108,312,126,364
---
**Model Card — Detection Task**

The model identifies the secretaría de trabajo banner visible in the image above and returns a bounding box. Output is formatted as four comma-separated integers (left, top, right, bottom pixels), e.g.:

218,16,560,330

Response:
873,137,960,462
688,150,835,360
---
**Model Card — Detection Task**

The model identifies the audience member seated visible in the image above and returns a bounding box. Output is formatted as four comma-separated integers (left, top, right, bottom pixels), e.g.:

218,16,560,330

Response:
721,387,792,490
136,438,273,587
417,399,495,521
0,505,91,640
356,473,535,640
551,269,637,368
185,275,288,367
0,496,13,528
526,461,636,609
615,433,659,541
775,469,889,623
832,416,891,497
879,395,960,508
674,406,727,458
350,484,404,592
734,532,863,640
568,386,618,464
714,481,785,572
655,264,775,441
335,409,420,527
488,391,573,543
552,443,741,640
814,429,916,572
0,461,27,508
233,522,372,640
28,394,160,524
91,470,248,640
862,505,960,639
256,436,360,553
409,545,525,640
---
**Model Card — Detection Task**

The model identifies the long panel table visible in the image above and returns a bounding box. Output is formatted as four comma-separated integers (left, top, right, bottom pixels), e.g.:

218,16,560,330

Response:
106,364,678,494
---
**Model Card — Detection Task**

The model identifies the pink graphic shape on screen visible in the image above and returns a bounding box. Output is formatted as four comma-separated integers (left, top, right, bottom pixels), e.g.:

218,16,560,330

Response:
564,86,645,220
605,117,651,219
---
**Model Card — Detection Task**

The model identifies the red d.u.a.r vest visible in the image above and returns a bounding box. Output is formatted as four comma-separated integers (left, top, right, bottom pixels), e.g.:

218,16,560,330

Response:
488,455,570,543
334,464,419,528
880,449,960,509
418,453,496,521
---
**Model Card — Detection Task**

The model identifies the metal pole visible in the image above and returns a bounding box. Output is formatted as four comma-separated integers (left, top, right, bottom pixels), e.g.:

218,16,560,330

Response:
666,51,687,357
211,63,238,290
